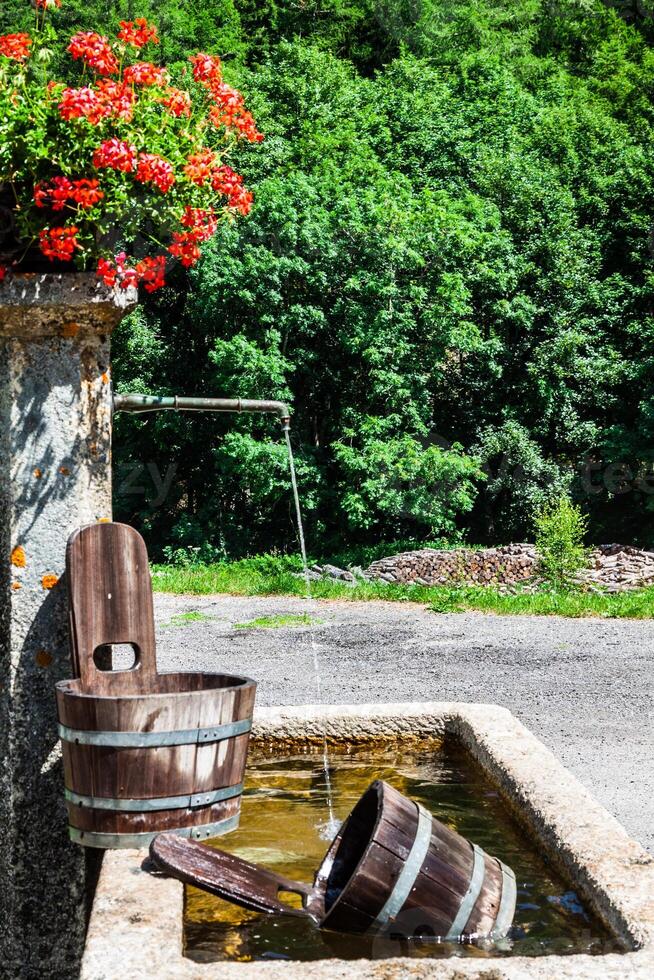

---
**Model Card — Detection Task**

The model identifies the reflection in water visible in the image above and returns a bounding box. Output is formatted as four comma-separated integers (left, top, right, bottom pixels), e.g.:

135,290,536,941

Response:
185,742,617,963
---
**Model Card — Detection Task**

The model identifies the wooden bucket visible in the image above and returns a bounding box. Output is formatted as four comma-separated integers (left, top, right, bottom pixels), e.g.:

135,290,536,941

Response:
151,779,516,941
317,779,516,939
56,523,256,849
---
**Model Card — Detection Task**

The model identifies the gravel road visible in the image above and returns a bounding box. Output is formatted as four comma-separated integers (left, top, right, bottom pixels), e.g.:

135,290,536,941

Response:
154,593,654,853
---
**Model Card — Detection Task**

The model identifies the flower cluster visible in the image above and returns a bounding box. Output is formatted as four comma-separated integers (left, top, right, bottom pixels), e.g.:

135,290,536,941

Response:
98,252,166,292
0,33,32,61
135,153,175,193
58,81,134,124
92,139,137,172
211,166,254,215
34,177,104,210
168,207,220,267
181,206,219,240
190,53,263,143
0,8,262,291
209,84,263,143
184,150,217,185
68,32,118,76
117,20,159,49
39,226,81,262
123,61,168,87
161,87,191,118
180,153,253,214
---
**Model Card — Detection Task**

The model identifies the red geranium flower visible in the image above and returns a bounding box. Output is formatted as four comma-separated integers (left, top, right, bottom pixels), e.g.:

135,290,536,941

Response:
136,254,167,292
97,257,118,287
210,105,263,143
180,206,218,242
100,252,138,288
117,19,159,49
58,86,106,123
97,252,167,292
35,1,62,8
96,79,135,121
207,83,264,143
123,62,167,87
183,150,216,186
59,82,133,124
93,139,137,173
34,176,73,211
70,179,103,208
211,166,254,214
161,87,191,118
135,153,175,193
34,177,104,211
168,232,202,268
39,226,81,262
0,33,32,62
189,53,222,85
68,32,118,76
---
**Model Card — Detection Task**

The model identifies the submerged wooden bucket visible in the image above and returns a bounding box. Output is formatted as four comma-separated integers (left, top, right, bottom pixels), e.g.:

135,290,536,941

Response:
151,779,516,941
56,523,256,849
317,779,516,939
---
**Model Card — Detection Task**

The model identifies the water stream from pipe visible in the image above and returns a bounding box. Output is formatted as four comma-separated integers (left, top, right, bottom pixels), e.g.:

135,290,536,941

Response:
285,429,339,839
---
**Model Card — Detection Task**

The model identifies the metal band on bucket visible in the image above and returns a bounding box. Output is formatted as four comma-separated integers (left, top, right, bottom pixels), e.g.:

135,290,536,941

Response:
68,812,240,849
371,802,433,928
445,844,486,941
491,860,517,939
444,841,486,940
64,781,244,812
58,717,251,748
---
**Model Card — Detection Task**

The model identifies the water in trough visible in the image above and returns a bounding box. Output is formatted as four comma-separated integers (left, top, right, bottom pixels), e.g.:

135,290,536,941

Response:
184,741,616,963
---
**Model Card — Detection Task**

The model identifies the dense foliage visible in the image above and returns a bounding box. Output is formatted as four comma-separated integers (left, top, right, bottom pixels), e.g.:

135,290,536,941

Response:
0,4,261,287
6,1,652,556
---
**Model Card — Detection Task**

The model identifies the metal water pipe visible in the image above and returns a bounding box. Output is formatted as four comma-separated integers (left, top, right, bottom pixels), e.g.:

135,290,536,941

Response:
112,392,291,430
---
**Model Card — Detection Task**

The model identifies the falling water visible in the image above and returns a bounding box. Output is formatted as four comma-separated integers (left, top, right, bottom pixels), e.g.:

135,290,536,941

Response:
284,429,339,839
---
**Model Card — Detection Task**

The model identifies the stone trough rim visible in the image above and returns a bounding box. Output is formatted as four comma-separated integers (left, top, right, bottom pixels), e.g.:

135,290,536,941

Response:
80,701,654,979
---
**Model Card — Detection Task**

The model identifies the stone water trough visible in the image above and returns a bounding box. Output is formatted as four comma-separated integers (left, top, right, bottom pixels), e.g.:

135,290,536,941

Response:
80,701,654,979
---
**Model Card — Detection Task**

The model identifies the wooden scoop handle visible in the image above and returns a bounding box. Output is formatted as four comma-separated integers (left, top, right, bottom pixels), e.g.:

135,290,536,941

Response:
150,833,315,918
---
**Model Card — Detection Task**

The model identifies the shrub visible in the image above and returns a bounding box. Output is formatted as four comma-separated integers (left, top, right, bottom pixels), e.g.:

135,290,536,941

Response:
0,2,262,289
534,497,589,590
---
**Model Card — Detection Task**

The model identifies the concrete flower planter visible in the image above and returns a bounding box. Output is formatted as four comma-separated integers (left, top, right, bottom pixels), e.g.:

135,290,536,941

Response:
80,702,654,979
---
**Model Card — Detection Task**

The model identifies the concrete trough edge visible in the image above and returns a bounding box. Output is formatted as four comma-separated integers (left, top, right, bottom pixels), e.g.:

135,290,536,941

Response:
80,701,654,980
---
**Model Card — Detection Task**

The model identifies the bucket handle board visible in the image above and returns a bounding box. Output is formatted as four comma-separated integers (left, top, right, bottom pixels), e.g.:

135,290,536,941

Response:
67,522,158,692
150,833,319,918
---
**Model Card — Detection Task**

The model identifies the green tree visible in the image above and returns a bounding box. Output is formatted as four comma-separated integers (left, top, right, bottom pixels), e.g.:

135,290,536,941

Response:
534,497,590,589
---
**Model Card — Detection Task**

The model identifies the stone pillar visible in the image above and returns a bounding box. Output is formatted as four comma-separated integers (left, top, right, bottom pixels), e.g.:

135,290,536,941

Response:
0,273,136,978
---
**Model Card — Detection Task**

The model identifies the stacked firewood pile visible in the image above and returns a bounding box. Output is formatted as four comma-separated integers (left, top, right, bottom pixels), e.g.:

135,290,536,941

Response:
581,544,654,592
307,543,654,592
366,545,536,587
362,543,654,592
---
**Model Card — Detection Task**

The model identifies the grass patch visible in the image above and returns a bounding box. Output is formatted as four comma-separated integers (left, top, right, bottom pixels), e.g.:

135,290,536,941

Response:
151,561,654,619
233,613,323,630
161,610,213,628
425,585,654,618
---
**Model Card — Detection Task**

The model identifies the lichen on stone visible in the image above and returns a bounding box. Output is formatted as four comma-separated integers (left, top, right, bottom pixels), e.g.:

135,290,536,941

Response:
10,545,26,568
